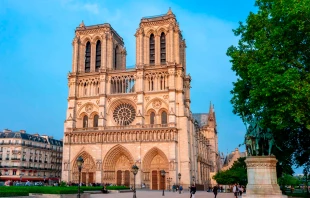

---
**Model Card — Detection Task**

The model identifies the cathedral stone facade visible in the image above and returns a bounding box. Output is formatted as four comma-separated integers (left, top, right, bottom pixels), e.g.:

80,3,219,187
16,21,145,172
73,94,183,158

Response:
62,9,220,189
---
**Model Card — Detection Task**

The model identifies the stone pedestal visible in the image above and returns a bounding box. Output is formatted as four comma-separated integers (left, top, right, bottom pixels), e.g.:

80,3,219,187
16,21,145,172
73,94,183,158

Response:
243,156,287,198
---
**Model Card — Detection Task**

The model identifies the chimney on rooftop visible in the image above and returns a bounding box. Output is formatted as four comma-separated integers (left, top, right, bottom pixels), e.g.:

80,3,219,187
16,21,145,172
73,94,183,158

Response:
20,130,26,133
3,129,12,133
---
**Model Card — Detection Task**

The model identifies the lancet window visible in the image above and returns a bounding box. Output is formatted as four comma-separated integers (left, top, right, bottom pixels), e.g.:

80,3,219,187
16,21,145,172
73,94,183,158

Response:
160,32,166,64
83,115,88,128
93,115,99,127
95,40,101,71
145,72,168,91
114,46,118,70
150,112,155,124
110,75,136,94
85,42,91,73
161,111,167,125
150,34,155,65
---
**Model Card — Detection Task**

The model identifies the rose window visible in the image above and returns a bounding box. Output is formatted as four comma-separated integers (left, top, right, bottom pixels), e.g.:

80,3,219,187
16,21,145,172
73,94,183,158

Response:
113,103,136,125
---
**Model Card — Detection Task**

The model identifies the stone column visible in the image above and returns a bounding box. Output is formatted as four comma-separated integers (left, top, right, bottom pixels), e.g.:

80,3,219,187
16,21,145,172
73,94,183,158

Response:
155,35,160,65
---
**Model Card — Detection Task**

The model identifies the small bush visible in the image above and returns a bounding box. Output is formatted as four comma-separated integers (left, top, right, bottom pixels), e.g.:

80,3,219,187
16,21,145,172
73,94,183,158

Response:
0,190,28,197
106,186,130,190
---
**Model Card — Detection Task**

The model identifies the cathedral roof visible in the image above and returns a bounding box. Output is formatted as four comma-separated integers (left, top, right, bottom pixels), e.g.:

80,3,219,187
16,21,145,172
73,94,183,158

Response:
141,8,176,22
192,113,209,127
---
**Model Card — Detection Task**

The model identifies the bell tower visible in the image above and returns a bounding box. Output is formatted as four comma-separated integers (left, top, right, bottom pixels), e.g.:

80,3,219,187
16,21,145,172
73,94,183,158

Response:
135,8,186,69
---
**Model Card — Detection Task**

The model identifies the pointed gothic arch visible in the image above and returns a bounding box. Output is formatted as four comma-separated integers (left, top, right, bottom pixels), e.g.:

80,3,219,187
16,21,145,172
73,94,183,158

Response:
142,147,169,190
102,145,134,186
71,151,96,184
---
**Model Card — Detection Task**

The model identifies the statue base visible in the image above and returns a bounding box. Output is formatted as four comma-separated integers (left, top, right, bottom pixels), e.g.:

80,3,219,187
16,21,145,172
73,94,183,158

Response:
243,156,287,198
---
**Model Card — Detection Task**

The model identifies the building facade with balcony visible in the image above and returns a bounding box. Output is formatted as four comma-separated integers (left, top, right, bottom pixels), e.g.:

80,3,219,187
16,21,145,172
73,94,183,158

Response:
62,9,219,189
0,129,63,183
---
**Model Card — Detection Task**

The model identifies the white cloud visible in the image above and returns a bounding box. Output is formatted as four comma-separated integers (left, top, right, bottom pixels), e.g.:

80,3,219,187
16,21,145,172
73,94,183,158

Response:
60,0,100,15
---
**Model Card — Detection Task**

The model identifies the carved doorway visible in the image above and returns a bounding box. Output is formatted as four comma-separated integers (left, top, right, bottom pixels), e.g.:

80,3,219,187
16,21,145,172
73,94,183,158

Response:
82,173,86,183
89,173,94,184
117,170,122,186
142,147,169,190
152,171,158,190
72,151,96,185
124,170,130,187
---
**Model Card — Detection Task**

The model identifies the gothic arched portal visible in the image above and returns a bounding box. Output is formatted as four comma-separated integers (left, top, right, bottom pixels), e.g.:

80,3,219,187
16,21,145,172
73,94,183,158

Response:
72,151,96,184
142,147,169,190
102,145,134,186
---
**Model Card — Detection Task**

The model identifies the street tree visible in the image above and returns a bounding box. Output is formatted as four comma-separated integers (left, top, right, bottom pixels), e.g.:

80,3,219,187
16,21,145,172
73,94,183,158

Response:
213,157,247,185
227,0,310,168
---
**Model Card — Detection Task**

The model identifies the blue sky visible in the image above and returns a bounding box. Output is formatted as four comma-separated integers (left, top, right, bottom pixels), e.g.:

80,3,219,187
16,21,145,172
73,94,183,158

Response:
0,0,258,161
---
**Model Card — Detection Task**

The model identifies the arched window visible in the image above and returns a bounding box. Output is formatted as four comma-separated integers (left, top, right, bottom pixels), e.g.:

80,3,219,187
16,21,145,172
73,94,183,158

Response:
150,112,155,125
161,111,167,125
114,45,118,70
83,115,88,128
85,42,91,72
95,40,101,71
93,115,99,127
84,83,87,96
160,32,166,64
149,34,155,65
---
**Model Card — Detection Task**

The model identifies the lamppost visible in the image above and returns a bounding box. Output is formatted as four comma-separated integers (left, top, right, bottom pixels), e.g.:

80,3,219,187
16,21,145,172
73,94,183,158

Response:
20,175,22,184
77,156,84,198
166,177,172,191
178,173,181,194
160,170,166,196
192,175,195,185
132,164,139,198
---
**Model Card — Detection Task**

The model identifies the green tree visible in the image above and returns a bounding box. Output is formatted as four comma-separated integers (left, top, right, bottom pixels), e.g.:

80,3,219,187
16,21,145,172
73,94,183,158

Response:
278,173,300,187
213,157,247,185
227,0,310,168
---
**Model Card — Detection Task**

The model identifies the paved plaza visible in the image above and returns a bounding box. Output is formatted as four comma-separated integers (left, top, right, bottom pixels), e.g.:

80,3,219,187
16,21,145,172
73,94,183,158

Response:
91,190,237,198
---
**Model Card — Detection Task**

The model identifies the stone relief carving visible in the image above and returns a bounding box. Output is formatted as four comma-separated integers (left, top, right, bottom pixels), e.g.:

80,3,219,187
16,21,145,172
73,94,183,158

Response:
163,95,169,100
152,100,162,109
85,104,93,113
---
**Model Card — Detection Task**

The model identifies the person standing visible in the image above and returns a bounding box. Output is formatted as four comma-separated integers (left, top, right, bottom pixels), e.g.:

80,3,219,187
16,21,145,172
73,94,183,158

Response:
239,185,244,196
190,184,196,198
233,183,239,198
213,185,218,198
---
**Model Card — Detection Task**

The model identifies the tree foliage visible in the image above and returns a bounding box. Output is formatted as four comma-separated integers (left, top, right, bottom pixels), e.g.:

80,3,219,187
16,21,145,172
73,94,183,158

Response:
213,157,247,185
278,173,300,187
227,0,310,168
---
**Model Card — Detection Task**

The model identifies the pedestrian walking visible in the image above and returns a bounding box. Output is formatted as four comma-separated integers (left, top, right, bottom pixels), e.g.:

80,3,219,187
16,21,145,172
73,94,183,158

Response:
190,184,196,198
213,185,218,198
233,183,239,198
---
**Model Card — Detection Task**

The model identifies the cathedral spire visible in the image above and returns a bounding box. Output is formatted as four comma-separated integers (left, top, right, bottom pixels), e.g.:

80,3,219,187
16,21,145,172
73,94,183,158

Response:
167,7,173,15
79,20,85,28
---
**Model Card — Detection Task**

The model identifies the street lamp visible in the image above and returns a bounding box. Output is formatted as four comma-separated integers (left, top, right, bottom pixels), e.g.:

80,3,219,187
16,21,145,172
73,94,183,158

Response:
192,175,195,185
166,177,172,191
132,164,139,198
77,156,84,198
160,170,166,196
178,173,181,194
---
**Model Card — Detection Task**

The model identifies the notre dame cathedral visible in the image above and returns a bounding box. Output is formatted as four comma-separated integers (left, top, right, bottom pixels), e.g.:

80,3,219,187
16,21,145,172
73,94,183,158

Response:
62,8,220,189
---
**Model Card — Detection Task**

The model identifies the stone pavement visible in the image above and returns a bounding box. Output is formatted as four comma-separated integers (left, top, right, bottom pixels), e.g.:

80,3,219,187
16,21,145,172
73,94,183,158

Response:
91,190,237,198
